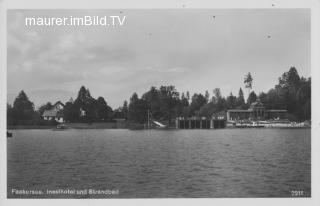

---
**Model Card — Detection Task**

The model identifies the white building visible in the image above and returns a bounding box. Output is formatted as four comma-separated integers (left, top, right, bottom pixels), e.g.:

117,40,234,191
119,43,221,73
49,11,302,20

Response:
42,101,65,123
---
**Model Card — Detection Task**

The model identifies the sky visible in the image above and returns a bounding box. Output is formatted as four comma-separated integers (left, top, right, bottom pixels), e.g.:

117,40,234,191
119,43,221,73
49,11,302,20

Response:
7,9,310,109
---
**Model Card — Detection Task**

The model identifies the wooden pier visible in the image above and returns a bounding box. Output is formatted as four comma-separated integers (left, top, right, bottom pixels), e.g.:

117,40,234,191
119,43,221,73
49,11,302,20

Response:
175,116,226,129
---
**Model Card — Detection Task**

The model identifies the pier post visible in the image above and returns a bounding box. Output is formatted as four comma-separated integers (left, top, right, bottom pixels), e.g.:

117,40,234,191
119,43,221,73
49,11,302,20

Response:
200,119,202,129
175,118,179,129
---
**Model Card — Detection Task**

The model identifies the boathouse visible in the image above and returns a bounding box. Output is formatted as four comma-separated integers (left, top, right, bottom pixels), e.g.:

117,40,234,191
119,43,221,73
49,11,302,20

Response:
175,112,227,129
227,98,287,121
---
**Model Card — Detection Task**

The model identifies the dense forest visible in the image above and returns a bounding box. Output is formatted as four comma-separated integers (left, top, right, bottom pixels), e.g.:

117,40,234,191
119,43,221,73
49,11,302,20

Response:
7,67,311,126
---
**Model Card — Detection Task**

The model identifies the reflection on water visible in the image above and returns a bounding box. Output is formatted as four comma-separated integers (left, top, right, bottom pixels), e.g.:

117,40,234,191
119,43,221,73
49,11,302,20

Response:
7,128,311,198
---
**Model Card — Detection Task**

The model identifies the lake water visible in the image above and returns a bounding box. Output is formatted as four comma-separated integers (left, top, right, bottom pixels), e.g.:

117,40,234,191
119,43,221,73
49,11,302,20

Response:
7,128,311,198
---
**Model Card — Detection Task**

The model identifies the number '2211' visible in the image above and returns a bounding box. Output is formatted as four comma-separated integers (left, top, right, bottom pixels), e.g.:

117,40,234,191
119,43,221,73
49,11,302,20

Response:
291,190,304,197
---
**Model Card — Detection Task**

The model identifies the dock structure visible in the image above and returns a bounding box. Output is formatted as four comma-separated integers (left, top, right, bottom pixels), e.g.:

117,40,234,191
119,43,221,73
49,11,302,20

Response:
175,113,227,129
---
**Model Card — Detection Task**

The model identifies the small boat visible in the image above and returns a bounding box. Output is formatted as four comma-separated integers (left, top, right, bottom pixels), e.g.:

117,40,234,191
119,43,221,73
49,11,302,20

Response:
247,125,265,128
53,124,68,130
7,131,13,138
245,121,265,128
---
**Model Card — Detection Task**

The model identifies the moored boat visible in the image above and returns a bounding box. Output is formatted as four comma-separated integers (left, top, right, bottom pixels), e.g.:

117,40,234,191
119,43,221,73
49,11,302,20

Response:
247,121,265,128
53,124,68,130
247,124,265,128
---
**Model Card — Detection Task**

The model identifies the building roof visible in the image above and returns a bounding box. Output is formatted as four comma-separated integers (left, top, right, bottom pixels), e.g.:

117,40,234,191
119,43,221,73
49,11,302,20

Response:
249,98,264,108
43,110,64,117
250,102,263,107
266,110,287,112
54,101,65,107
42,101,64,118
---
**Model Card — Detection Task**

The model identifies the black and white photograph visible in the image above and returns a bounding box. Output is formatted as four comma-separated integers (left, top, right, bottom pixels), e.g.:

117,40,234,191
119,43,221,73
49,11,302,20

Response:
1,0,320,205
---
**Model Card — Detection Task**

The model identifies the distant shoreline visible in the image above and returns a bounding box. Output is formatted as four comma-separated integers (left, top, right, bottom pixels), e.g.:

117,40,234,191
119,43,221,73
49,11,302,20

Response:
7,123,311,130
7,122,144,130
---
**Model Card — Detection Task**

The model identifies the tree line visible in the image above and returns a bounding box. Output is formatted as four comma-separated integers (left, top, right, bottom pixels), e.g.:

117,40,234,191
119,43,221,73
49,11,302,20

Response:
125,67,310,123
7,86,114,125
7,67,311,126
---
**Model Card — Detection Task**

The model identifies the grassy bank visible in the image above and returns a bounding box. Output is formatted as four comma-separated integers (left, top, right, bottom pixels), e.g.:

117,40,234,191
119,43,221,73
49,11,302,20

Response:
65,122,126,129
7,121,145,130
7,125,55,130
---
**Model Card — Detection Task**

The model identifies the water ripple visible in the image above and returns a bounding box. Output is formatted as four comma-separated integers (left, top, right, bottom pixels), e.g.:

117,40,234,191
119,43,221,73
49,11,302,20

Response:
7,128,311,198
